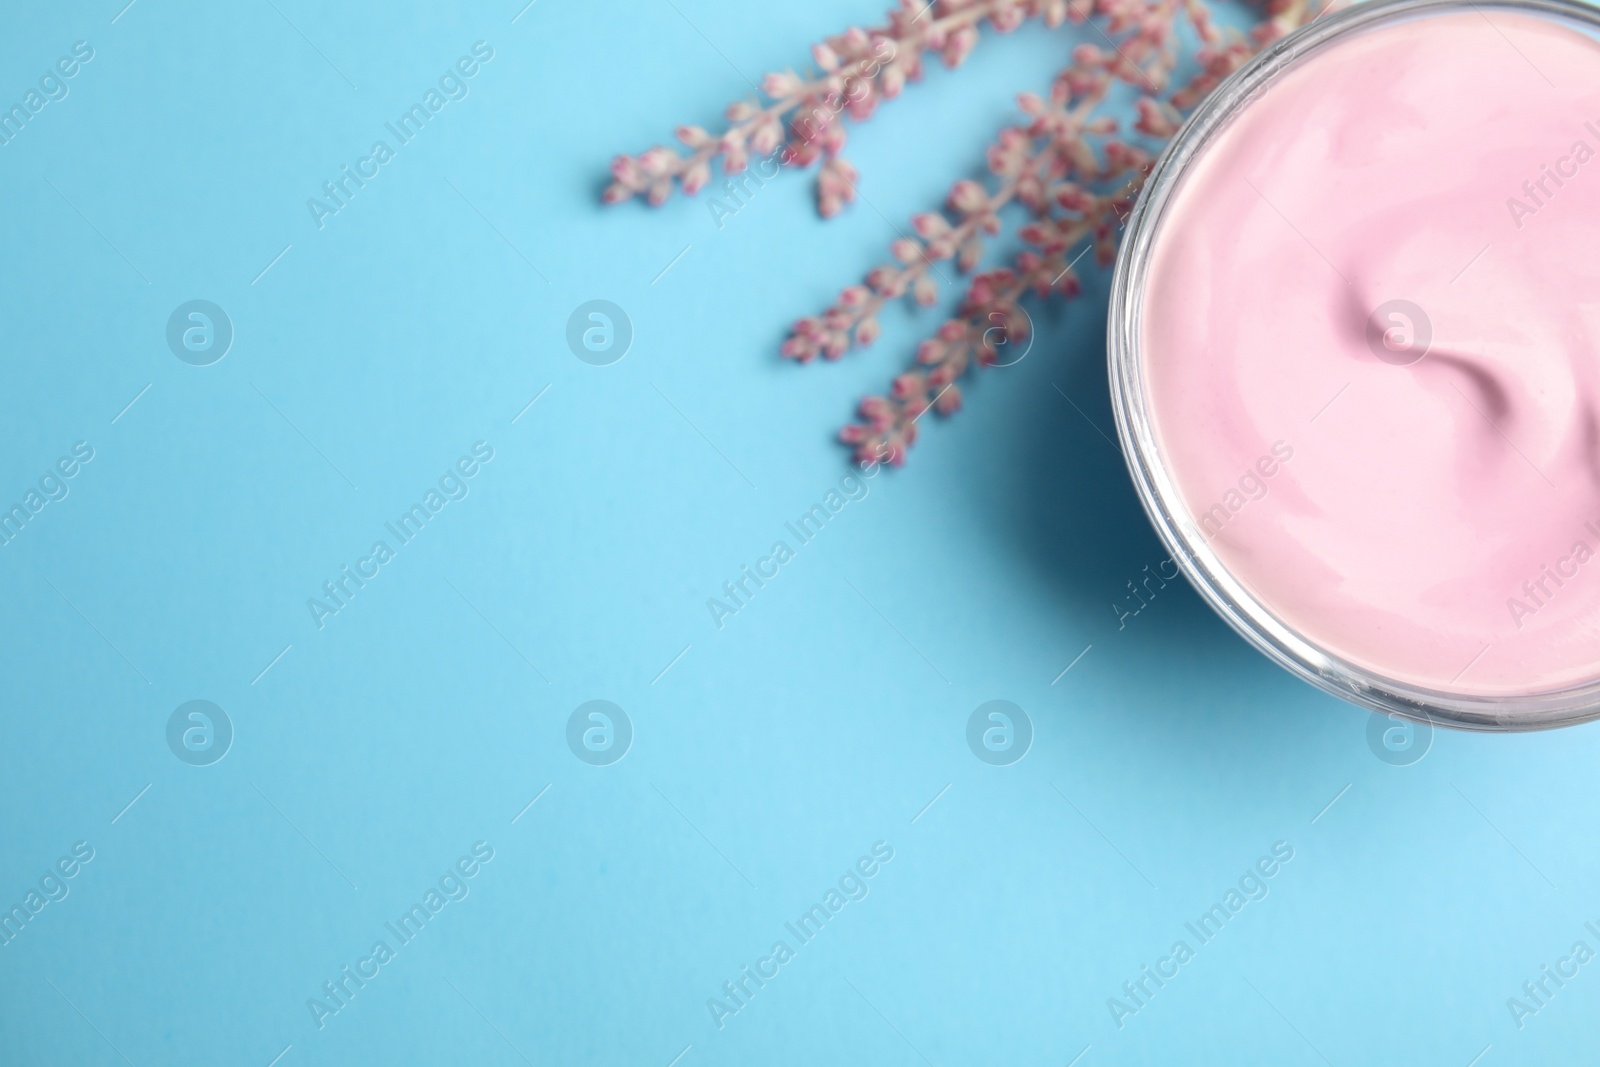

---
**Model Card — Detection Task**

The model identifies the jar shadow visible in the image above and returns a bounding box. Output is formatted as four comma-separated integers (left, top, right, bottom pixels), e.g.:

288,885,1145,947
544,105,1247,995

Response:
976,301,1297,704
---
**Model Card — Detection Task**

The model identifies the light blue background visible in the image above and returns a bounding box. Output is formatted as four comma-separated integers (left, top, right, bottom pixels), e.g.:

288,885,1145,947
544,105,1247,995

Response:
0,1,1594,1064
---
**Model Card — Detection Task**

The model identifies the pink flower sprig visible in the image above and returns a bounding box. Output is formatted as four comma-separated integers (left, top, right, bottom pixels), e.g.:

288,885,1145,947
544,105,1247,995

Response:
837,211,1118,465
780,76,1139,365
604,0,1323,467
604,0,1083,217
820,0,1321,466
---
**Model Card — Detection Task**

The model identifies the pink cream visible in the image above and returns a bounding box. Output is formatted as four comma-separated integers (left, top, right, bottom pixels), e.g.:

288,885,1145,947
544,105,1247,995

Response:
1143,10,1600,695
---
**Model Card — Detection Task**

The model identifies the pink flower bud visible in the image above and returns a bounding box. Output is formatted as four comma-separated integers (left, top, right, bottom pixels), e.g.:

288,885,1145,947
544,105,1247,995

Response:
787,140,821,167
682,161,710,195
891,372,923,399
866,266,898,294
781,337,815,361
751,120,783,156
948,180,988,214
639,147,674,177
1064,68,1102,97
958,238,984,273
611,155,642,184
881,64,906,98
1056,184,1094,212
762,71,805,98
942,27,978,67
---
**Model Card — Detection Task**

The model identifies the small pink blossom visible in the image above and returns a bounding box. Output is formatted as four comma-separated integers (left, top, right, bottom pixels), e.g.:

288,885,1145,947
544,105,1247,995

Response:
891,239,922,264
947,180,988,215
912,212,950,239
681,162,711,196
763,71,805,98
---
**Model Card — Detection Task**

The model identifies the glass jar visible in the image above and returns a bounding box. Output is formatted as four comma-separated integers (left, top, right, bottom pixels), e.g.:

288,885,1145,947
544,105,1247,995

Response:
1108,0,1600,730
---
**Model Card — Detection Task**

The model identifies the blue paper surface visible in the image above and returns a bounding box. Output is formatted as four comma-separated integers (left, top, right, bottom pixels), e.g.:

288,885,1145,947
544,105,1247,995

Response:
0,2,1592,1064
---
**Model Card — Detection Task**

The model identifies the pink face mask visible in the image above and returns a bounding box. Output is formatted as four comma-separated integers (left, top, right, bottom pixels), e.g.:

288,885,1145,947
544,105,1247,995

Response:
1111,0,1600,729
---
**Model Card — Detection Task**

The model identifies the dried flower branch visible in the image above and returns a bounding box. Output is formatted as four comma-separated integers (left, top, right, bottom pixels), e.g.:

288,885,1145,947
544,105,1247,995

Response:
606,0,1323,466
605,0,1079,216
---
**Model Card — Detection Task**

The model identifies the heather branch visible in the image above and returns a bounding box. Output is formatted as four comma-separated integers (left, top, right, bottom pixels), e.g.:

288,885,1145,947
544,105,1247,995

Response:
602,0,1322,470
604,0,1085,216
827,0,1319,467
